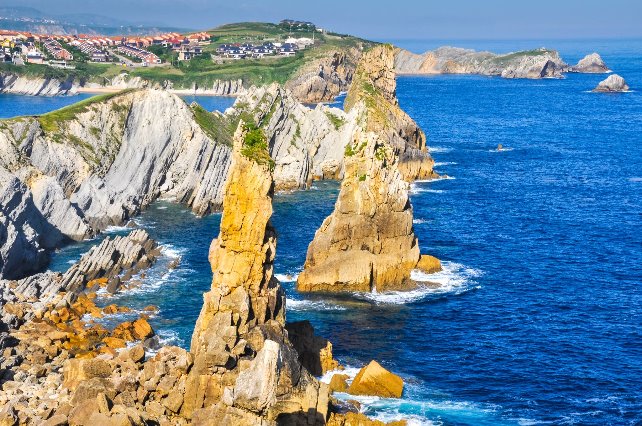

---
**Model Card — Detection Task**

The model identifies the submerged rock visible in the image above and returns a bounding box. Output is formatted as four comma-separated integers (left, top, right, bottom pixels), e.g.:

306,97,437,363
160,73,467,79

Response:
571,53,610,73
594,74,630,93
347,360,404,399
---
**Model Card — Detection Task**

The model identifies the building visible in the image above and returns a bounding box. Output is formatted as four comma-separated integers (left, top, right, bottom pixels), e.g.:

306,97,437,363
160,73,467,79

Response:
117,44,161,64
178,44,203,61
26,49,44,64
42,38,73,61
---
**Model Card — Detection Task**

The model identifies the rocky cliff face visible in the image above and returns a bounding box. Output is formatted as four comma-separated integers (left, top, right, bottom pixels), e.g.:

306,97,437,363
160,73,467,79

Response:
285,48,361,104
395,46,570,79
297,128,422,293
0,72,78,96
226,84,360,190
296,46,441,294
345,45,436,181
185,122,329,424
0,88,232,279
0,167,64,279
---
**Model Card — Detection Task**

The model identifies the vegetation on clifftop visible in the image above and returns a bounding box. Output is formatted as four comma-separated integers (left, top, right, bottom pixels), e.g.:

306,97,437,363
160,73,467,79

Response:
37,89,136,134
1,22,372,91
241,123,274,170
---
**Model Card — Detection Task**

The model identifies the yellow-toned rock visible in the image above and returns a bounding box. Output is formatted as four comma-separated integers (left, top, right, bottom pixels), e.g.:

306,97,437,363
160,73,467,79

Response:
328,412,407,426
347,360,404,398
344,45,436,181
297,128,421,293
63,358,112,390
416,254,442,274
329,374,349,393
103,337,127,349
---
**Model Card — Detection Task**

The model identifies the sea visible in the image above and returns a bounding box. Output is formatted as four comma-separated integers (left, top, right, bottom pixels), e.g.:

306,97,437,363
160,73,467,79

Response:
2,39,641,425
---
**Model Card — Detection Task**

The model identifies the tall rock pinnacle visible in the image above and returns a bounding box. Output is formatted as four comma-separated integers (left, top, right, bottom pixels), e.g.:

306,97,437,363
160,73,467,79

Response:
185,122,328,424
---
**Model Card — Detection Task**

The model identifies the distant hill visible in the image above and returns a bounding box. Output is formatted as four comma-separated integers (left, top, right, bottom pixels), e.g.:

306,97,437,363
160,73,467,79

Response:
0,6,191,35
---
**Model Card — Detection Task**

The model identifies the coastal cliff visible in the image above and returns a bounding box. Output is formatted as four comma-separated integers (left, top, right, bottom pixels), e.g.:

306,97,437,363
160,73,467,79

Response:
345,44,437,181
225,84,359,189
0,72,78,96
285,48,361,103
394,46,571,79
0,89,232,278
297,46,441,294
185,122,330,423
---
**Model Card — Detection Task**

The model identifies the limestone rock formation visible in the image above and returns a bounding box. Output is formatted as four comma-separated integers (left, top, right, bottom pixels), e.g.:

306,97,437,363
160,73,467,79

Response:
0,229,159,330
395,46,569,79
285,49,362,103
345,45,436,181
0,167,63,279
347,360,404,399
0,72,77,96
225,83,359,189
296,127,423,293
571,53,610,73
297,46,441,294
0,88,231,278
185,122,329,424
593,74,630,93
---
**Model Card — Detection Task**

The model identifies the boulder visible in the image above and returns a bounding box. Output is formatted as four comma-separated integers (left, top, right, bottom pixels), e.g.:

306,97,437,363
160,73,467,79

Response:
594,74,630,93
347,360,404,398
416,255,442,274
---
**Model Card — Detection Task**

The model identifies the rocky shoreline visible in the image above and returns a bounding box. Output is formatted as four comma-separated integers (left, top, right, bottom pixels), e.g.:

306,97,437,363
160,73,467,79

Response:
0,120,409,426
394,47,611,80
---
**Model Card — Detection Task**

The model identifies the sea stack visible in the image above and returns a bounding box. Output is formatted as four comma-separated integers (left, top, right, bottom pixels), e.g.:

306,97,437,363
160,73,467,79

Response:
297,45,442,294
594,74,630,93
185,122,329,423
571,53,610,73
345,44,437,181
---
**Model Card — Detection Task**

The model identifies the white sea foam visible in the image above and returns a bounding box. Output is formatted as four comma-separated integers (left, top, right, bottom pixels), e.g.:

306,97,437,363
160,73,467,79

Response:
434,161,457,167
413,218,428,224
156,205,168,210
104,225,130,233
160,244,186,259
429,146,453,153
629,177,642,182
286,298,346,312
357,262,481,304
489,147,515,152
275,273,299,282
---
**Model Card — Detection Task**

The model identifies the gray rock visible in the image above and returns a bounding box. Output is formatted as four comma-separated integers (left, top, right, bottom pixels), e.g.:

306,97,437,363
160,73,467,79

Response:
0,167,63,279
395,46,568,79
571,53,610,73
594,74,630,93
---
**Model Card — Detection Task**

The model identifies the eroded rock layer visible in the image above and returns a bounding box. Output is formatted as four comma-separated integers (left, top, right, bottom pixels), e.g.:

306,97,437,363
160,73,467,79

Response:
185,122,329,424
297,127,421,293
345,45,436,181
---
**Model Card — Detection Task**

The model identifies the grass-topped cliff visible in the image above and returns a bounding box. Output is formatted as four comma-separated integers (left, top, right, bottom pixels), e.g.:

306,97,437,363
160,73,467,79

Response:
0,22,373,94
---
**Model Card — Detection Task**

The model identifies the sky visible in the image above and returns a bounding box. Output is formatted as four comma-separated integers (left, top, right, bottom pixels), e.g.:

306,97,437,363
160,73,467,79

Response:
10,0,642,40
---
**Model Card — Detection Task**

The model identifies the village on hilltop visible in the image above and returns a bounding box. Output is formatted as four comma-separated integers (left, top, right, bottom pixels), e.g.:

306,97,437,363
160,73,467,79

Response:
0,19,323,70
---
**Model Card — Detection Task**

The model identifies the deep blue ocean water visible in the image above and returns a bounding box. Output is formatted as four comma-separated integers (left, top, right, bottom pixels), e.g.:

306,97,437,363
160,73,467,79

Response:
8,39,642,425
